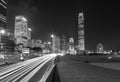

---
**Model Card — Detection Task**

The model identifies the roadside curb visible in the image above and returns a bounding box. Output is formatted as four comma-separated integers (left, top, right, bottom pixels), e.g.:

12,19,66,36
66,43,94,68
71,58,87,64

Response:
40,64,55,82
46,64,61,82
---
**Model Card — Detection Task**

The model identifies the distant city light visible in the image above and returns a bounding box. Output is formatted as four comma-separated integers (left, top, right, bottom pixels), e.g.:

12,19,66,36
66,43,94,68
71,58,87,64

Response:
0,29,5,34
28,28,31,31
108,56,112,59
51,34,54,38
48,41,51,45
69,38,74,43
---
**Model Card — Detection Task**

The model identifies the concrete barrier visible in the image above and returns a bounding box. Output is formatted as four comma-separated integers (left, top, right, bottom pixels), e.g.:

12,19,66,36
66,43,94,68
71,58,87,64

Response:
46,64,61,82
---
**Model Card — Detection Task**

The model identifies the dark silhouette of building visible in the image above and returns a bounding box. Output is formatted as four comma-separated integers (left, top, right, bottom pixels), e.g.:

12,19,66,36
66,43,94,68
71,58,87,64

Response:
0,32,15,53
61,35,66,52
0,1,15,53
0,0,7,29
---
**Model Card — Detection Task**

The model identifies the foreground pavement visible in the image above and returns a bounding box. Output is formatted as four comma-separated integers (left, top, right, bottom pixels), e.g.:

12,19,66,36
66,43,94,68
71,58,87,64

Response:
0,54,56,82
57,54,120,82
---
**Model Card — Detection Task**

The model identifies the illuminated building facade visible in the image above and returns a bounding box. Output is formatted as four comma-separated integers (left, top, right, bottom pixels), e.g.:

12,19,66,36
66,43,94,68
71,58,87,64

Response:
96,43,104,53
61,35,66,52
35,40,42,47
0,0,7,29
27,28,31,40
69,38,74,51
52,35,61,53
28,39,42,48
78,13,85,52
0,0,15,53
14,16,30,47
31,39,35,48
68,38,76,55
1,31,15,52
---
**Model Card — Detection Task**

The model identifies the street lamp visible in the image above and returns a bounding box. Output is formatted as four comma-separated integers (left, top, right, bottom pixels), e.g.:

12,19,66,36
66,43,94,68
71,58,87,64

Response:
51,34,54,38
51,34,55,53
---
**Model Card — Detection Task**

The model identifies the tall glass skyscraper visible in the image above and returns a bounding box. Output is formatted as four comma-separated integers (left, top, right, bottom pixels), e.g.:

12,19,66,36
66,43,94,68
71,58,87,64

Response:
14,16,31,48
0,0,7,29
78,13,85,52
14,16,28,45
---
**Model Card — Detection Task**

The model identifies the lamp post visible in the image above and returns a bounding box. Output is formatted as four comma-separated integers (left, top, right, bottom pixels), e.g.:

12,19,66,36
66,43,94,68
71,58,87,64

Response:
51,34,55,53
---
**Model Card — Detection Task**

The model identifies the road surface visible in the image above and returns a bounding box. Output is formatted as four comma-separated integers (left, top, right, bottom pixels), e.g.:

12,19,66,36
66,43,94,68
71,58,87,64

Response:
0,54,56,82
57,54,120,82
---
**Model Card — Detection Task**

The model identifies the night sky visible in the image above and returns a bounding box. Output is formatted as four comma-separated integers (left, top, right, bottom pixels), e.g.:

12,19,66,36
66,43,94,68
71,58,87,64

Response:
8,0,120,51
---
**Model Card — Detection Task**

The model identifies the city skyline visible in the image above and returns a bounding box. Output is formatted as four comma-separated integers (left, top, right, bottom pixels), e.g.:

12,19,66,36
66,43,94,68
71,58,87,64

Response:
8,0,120,51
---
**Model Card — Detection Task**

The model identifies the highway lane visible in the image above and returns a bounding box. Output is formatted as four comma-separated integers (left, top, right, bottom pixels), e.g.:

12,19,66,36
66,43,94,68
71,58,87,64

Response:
0,54,56,82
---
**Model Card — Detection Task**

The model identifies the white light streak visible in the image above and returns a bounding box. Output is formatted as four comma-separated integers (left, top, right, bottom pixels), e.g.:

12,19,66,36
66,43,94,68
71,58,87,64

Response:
20,56,54,82
7,57,50,82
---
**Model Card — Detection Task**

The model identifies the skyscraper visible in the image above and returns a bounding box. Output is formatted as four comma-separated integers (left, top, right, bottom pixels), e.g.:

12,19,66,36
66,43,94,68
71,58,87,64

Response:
14,16,30,47
0,0,15,53
52,35,61,53
78,13,85,53
0,0,7,29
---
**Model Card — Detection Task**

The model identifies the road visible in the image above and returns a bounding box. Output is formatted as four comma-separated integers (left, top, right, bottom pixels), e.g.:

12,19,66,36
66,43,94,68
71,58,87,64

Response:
0,54,56,82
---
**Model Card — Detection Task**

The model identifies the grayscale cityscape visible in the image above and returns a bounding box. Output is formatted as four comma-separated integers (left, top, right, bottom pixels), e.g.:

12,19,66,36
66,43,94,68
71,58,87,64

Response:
0,0,120,82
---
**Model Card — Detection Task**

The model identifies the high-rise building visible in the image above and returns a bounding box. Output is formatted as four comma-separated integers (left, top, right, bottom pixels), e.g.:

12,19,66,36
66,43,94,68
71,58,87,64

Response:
0,0,15,53
1,31,15,52
52,35,61,53
61,35,66,51
0,0,7,29
14,16,30,47
78,13,85,52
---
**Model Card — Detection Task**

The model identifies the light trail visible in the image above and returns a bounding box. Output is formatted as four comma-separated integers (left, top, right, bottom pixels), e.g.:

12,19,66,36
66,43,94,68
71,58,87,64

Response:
19,56,54,82
2,56,50,82
0,54,57,82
